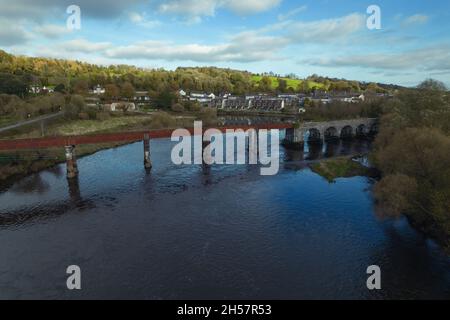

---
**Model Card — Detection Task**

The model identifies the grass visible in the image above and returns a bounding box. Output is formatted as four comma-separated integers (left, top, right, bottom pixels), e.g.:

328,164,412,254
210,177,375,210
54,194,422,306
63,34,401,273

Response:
251,75,324,91
1,110,219,140
310,157,369,183
0,115,19,128
54,115,154,136
1,113,164,139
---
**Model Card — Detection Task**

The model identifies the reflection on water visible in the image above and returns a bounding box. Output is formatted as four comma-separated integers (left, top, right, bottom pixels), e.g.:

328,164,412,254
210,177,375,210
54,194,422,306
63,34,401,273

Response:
283,139,372,163
0,135,449,300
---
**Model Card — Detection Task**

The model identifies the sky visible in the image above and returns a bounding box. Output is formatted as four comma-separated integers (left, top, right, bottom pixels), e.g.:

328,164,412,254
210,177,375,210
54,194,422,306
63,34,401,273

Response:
0,0,449,87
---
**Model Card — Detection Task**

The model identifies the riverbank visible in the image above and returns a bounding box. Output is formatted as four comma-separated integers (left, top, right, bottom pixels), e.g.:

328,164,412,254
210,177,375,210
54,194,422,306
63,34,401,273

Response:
309,156,379,183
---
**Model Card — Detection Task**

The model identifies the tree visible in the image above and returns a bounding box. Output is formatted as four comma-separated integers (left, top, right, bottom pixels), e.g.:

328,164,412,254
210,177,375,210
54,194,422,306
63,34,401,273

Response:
121,82,135,100
65,95,86,119
0,73,28,97
54,83,66,93
417,79,447,92
171,103,184,113
103,84,120,100
259,76,273,92
155,89,176,109
299,81,311,94
72,79,89,94
372,86,450,247
276,79,288,93
366,82,382,93
374,174,418,217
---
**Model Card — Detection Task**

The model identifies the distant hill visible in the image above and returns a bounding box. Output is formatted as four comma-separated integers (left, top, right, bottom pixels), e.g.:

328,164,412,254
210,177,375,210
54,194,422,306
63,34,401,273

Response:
0,50,403,95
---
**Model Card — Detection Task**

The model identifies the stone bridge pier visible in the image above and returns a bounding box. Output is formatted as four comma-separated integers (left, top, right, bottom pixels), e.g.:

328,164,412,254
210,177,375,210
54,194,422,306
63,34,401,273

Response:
65,145,79,179
283,118,378,148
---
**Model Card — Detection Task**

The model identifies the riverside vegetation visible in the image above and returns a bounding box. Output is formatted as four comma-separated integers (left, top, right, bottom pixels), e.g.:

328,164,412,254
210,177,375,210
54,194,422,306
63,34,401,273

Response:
372,79,450,250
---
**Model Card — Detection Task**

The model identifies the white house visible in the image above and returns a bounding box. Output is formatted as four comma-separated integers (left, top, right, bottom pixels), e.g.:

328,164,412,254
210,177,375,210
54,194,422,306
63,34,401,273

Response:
29,85,41,94
93,85,105,95
189,92,216,104
108,102,136,112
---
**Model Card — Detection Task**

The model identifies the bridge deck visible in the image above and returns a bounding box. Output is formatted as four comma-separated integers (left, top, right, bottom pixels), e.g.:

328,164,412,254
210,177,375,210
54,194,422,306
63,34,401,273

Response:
0,123,292,151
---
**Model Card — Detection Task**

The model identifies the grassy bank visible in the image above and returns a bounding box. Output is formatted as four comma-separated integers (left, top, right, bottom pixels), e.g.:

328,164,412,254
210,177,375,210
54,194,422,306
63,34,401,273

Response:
309,157,372,183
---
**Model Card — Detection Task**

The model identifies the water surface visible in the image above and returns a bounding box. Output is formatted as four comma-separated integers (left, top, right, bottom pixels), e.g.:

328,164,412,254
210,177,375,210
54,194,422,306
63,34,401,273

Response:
0,138,449,299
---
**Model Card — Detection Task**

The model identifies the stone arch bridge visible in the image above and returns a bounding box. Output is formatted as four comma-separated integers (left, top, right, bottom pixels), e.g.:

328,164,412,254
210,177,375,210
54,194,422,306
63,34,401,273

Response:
284,118,378,146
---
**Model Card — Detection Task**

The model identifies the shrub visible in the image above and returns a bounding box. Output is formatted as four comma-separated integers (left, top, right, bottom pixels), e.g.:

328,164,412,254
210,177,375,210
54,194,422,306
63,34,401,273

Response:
171,103,184,113
185,101,201,112
96,111,111,121
150,112,177,129
78,112,89,120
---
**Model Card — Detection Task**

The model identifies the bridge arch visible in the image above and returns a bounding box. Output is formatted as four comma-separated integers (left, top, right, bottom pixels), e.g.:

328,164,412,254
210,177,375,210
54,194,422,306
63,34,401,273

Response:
356,124,368,137
306,128,322,143
324,127,339,141
340,125,354,139
369,122,379,134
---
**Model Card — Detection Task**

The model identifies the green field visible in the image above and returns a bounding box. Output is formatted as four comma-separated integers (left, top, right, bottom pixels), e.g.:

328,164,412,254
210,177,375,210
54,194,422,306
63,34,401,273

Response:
251,75,324,91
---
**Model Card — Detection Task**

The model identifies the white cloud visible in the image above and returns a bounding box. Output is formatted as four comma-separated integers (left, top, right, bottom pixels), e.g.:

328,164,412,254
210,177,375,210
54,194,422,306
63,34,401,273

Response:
301,44,450,73
105,34,285,63
156,0,281,22
278,5,307,21
60,39,113,53
225,0,281,15
128,12,161,28
103,13,365,63
34,24,71,39
288,13,365,43
0,0,146,20
0,19,31,46
402,14,429,26
158,0,218,21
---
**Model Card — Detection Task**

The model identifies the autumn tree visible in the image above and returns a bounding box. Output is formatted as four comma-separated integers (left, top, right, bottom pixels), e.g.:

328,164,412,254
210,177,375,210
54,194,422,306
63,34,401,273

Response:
103,84,120,100
72,79,89,94
121,82,135,100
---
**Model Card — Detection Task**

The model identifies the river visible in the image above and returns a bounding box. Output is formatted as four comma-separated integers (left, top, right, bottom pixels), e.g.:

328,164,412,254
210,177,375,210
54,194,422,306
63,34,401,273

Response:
0,136,449,299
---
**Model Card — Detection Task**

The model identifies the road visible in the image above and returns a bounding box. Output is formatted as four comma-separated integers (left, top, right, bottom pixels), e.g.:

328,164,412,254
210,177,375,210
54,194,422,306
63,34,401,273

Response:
0,112,65,134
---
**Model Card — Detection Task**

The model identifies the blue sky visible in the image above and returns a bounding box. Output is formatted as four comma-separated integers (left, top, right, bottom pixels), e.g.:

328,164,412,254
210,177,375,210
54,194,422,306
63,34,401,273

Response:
0,0,449,87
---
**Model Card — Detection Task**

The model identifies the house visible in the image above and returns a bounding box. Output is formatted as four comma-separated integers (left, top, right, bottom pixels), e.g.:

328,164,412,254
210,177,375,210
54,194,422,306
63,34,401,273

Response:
134,91,151,103
43,86,54,93
92,85,105,95
189,92,216,104
107,102,136,112
29,85,41,94
337,93,365,103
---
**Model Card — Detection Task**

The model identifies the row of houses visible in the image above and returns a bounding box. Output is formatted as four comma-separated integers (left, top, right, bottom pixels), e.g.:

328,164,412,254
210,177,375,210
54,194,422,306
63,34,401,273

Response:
29,85,55,94
180,90,370,112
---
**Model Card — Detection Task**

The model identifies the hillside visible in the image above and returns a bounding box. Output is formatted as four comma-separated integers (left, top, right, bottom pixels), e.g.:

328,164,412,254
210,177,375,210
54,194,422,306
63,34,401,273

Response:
0,50,396,96
251,75,326,91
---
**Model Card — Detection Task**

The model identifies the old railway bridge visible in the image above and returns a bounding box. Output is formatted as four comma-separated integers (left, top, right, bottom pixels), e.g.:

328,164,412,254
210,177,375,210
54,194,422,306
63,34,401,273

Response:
0,118,378,179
